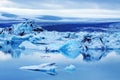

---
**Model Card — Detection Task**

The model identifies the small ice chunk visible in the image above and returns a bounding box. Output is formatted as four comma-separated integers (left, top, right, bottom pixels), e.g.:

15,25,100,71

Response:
65,64,76,71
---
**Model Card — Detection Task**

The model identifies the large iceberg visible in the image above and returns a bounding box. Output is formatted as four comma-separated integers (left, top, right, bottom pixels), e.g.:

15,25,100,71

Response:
1,20,44,36
59,40,83,58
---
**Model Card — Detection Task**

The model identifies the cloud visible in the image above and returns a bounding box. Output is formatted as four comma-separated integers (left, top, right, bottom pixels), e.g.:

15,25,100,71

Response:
0,0,120,18
0,0,120,10
0,0,20,8
1,8,120,18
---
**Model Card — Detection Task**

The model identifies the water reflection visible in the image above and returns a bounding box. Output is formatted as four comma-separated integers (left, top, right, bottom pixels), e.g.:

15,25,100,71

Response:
0,34,120,62
0,45,120,62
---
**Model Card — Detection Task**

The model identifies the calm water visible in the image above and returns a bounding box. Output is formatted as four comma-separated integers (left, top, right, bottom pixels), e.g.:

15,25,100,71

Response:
0,49,120,80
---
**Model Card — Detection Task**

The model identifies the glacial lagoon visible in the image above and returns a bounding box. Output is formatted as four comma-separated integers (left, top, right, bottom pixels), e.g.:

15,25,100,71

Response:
0,21,120,80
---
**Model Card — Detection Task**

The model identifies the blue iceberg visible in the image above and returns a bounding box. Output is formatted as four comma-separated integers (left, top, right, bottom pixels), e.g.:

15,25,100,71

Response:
59,40,83,59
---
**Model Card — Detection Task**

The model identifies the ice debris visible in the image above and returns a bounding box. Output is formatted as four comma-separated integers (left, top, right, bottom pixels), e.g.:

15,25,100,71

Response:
64,64,76,71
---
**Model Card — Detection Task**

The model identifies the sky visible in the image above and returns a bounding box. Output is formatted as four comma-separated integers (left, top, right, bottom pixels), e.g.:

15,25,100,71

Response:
0,0,120,18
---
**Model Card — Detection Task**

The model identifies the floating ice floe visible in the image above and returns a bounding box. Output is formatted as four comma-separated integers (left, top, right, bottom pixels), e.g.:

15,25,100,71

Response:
64,64,76,71
20,63,57,76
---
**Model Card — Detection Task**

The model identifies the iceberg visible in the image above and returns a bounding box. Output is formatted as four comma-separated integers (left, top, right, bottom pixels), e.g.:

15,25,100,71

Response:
0,35,32,58
63,32,78,39
81,34,106,50
29,36,45,44
10,35,31,48
10,20,34,36
20,63,57,76
80,34,107,61
102,33,120,49
2,20,44,36
59,40,83,59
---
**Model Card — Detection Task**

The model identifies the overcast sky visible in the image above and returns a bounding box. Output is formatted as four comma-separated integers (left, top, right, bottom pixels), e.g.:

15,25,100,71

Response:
0,0,120,18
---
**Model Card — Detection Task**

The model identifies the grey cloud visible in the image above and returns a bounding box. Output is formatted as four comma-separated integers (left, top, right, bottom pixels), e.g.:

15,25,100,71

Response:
3,0,120,10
